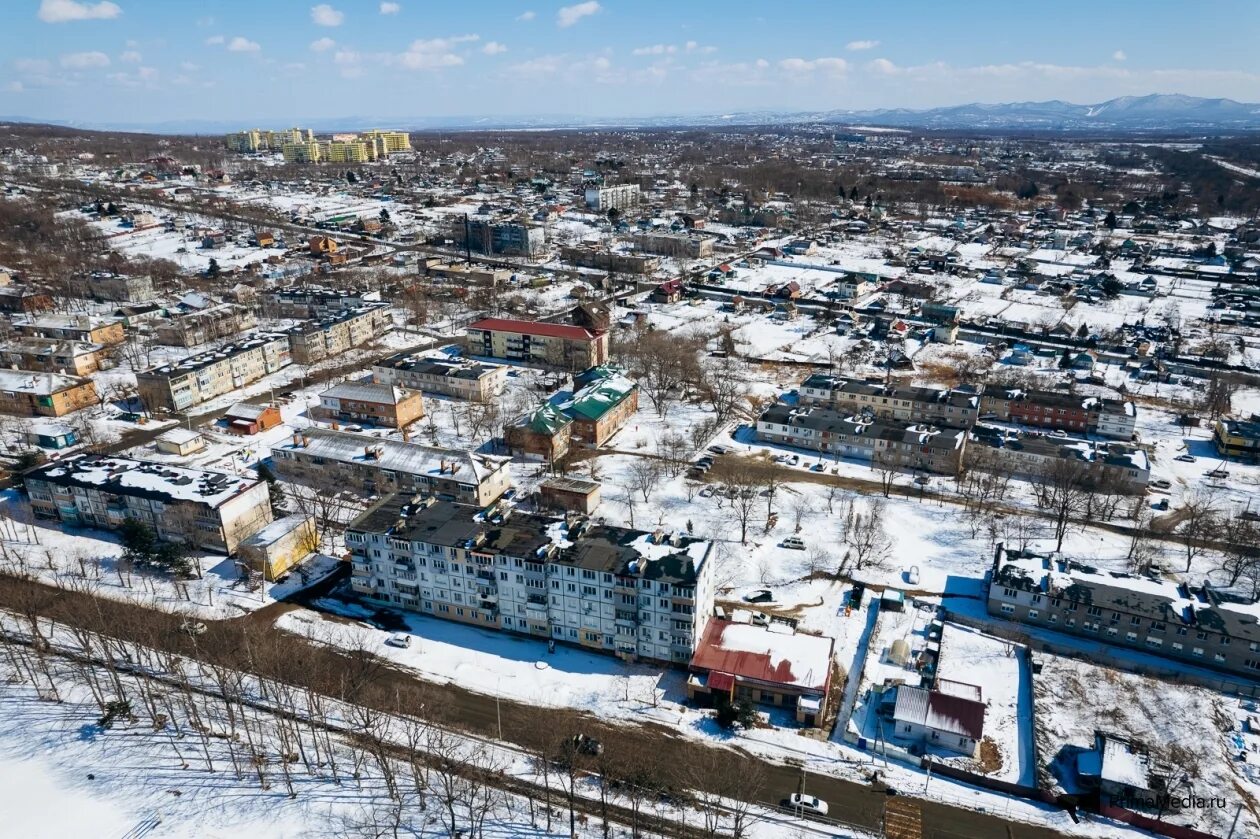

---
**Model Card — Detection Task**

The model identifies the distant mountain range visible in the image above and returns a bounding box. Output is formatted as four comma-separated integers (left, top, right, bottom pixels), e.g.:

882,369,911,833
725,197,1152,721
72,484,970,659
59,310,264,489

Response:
5,94,1260,135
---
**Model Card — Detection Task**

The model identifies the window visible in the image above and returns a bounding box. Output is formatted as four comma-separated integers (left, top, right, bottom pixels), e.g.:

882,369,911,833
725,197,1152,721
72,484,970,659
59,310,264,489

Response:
1145,637,1162,648
1002,587,1018,598
1125,631,1137,642
1192,647,1204,657
1087,606,1102,617
1000,604,1015,615
1027,609,1039,620
1172,642,1184,652
1129,616,1142,627
1176,626,1188,636
1220,637,1232,646
1245,659,1260,672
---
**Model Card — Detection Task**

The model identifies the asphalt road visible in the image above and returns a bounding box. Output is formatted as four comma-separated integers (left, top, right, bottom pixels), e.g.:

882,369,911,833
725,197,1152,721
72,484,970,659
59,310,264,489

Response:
0,572,1083,839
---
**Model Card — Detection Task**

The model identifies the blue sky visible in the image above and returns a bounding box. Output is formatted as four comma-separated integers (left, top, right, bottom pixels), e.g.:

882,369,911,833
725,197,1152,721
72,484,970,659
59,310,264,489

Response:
4,0,1260,124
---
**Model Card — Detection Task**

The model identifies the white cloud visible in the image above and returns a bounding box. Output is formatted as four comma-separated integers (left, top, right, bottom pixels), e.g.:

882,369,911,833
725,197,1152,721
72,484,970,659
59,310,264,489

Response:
227,36,261,53
6,81,24,93
754,58,769,69
179,61,199,71
482,41,508,55
557,1,599,28
516,10,536,21
136,66,157,80
779,56,848,77
120,49,141,62
310,37,336,52
60,51,111,68
632,44,675,56
38,0,122,23
846,40,879,51
15,58,53,74
311,4,344,27
1113,50,1127,62
379,2,400,13
195,16,214,27
397,34,478,69
205,34,225,45
866,57,898,75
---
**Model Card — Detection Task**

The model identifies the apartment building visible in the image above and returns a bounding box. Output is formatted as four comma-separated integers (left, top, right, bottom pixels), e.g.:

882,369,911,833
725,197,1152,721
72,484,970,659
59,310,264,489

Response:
86,271,155,303
25,454,272,554
154,304,257,347
558,369,639,447
281,141,322,163
345,495,716,664
632,232,714,259
0,285,53,314
585,183,641,212
798,375,980,426
756,404,968,475
14,314,125,346
313,381,425,428
372,351,508,402
987,544,1260,681
980,388,1137,440
465,317,609,370
2,339,108,376
1214,418,1260,462
505,403,573,463
225,128,312,153
285,304,391,364
136,332,291,412
968,425,1150,490
454,218,546,258
270,429,511,506
360,129,412,155
558,244,660,275
261,286,378,319
0,369,99,418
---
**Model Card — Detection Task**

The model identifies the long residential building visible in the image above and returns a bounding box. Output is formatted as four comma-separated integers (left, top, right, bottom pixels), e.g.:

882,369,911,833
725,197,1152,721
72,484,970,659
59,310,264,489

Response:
632,232,714,259
270,428,511,506
756,404,968,475
968,425,1150,490
980,388,1136,440
86,271,155,303
372,351,508,402
346,495,716,664
987,544,1260,682
285,304,391,364
798,374,981,426
1214,418,1260,462
261,286,379,319
465,317,609,370
25,454,273,553
154,304,257,347
136,332,291,412
0,369,99,417
14,314,125,346
2,338,109,376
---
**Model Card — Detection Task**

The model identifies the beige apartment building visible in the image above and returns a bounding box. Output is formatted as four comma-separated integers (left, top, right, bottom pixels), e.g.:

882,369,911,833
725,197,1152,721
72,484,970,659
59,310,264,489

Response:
270,429,511,507
136,333,291,413
312,381,426,428
2,338,108,376
371,351,508,401
14,315,125,346
0,369,99,418
285,304,390,364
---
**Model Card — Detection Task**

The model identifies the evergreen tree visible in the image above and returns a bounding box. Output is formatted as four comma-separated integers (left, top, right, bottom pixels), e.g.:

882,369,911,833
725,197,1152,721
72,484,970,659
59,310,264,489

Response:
256,462,287,516
206,257,220,278
1104,210,1117,229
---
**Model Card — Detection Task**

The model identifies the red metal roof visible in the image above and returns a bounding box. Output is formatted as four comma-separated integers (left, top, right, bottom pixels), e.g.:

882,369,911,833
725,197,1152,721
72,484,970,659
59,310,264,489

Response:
468,317,600,341
688,620,832,693
706,671,735,693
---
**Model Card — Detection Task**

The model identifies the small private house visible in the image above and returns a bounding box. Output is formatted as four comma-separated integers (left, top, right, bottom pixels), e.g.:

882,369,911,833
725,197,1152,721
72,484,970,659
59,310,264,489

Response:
889,679,986,757
155,427,207,456
237,513,319,582
222,403,283,436
26,422,77,450
558,368,639,447
687,619,835,727
313,381,426,429
505,402,573,462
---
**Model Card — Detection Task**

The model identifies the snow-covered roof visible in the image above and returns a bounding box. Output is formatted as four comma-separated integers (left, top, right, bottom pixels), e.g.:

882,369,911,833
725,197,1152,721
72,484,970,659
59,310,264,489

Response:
275,428,508,484
689,620,834,692
0,369,92,395
26,454,261,509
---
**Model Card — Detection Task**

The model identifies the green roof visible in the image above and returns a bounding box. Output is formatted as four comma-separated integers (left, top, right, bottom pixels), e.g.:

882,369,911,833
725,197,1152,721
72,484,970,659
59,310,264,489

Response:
562,373,637,422
523,402,571,434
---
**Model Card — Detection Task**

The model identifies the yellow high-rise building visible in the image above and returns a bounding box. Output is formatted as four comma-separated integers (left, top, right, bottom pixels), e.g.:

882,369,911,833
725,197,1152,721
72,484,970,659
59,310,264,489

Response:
224,130,262,152
282,141,322,163
361,129,411,154
324,141,372,163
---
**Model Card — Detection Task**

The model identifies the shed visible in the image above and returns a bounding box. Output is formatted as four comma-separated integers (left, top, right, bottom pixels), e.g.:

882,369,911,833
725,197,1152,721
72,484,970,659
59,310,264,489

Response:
26,422,78,450
889,637,912,666
155,427,206,456
237,514,319,582
881,589,906,612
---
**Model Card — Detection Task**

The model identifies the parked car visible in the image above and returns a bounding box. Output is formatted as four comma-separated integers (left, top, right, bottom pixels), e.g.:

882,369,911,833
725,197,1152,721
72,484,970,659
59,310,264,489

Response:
743,589,774,603
783,794,829,817
385,633,412,649
707,445,731,455
905,565,920,586
1150,479,1172,489
781,536,806,550
810,463,825,472
179,620,207,637
1174,454,1196,463
571,734,603,756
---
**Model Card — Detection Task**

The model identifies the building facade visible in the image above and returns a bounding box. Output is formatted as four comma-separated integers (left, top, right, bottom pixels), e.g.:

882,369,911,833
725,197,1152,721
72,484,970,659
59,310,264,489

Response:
2,339,107,376
465,317,609,370
154,304,257,347
987,544,1260,681
346,495,715,664
285,304,391,364
270,429,511,506
585,184,641,212
136,333,292,413
14,315,125,346
86,272,155,303
455,218,546,258
798,375,980,426
25,454,273,553
313,381,426,428
0,370,99,417
261,286,377,319
372,351,508,402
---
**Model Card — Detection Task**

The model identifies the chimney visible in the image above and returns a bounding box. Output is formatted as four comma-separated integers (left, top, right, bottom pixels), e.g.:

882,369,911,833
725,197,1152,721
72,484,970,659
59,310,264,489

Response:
302,434,311,447
291,432,302,447
364,445,376,460
438,458,447,474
